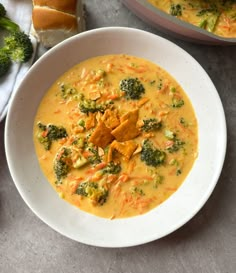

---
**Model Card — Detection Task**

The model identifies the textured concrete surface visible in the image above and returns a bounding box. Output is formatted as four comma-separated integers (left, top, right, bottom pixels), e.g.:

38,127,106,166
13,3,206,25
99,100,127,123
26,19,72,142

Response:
1,0,236,272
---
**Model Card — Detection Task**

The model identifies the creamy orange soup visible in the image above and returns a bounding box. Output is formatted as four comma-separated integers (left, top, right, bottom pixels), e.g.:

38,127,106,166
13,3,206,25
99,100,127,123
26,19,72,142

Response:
148,0,236,38
33,54,198,219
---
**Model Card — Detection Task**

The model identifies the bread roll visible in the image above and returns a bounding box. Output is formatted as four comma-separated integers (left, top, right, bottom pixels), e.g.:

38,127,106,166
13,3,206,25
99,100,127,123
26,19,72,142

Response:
33,0,77,15
32,0,85,48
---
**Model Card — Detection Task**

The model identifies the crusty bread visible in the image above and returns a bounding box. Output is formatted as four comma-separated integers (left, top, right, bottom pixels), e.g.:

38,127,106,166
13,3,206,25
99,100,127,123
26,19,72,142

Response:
32,0,85,48
33,0,77,15
32,7,78,31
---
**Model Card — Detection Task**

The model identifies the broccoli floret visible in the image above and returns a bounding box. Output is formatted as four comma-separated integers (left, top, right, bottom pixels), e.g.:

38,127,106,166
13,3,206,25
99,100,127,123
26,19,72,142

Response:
153,174,164,188
164,129,176,140
0,50,11,77
179,117,188,127
167,139,185,153
53,147,71,183
76,181,108,205
141,118,162,132
141,139,166,167
2,31,33,63
0,4,32,77
170,4,182,16
75,137,102,165
120,78,145,100
54,145,90,182
37,122,68,150
79,98,103,113
0,4,33,65
165,130,185,153
0,3,20,32
130,186,145,196
171,97,184,108
78,94,113,114
60,83,77,99
102,162,121,174
86,146,102,165
176,169,182,176
0,4,33,64
197,8,218,17
198,10,220,32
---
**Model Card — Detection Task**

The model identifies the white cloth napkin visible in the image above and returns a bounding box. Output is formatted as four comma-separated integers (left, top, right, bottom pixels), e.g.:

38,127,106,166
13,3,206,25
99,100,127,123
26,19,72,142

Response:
0,0,37,122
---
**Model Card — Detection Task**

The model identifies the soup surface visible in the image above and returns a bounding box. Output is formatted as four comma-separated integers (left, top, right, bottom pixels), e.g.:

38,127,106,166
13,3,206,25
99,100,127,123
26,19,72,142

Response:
148,0,236,38
33,54,198,219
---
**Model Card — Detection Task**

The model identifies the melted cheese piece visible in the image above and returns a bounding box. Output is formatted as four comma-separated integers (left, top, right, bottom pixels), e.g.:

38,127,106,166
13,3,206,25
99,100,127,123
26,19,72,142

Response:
33,54,198,219
148,0,236,38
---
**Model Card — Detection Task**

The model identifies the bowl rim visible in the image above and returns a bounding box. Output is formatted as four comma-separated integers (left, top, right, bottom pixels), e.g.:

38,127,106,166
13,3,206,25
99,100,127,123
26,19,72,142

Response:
5,27,227,247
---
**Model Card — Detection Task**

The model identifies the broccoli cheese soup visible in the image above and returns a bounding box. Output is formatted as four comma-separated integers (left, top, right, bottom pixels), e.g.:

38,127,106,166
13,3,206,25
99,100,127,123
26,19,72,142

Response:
33,54,198,219
148,0,236,38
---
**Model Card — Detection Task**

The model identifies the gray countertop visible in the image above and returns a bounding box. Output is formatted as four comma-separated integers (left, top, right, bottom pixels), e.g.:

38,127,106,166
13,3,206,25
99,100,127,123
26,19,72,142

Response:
1,1,236,272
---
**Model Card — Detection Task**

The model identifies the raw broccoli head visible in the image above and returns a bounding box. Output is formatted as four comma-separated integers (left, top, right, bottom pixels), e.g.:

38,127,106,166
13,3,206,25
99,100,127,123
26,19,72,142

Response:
3,31,33,63
119,77,145,100
0,50,11,77
141,139,166,167
0,4,33,77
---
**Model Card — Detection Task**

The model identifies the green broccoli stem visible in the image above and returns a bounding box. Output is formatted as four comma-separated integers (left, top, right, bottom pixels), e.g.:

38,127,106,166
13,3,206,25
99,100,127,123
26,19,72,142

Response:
0,17,20,32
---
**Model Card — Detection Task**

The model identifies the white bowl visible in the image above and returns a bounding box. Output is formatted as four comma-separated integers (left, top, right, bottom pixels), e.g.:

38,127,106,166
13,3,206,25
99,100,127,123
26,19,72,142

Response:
122,0,236,45
5,27,227,247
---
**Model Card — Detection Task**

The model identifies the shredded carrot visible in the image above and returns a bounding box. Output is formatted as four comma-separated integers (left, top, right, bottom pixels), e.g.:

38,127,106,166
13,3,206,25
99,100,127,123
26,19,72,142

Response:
110,214,116,220
58,138,67,145
82,150,94,159
110,184,122,198
90,172,103,182
107,174,118,184
165,140,174,148
142,133,155,138
41,130,48,137
74,177,84,182
107,94,119,100
126,64,148,73
117,173,129,183
40,155,47,160
130,175,153,181
127,160,136,174
158,110,169,117
67,136,76,145
85,162,107,174
137,97,149,107
94,162,107,170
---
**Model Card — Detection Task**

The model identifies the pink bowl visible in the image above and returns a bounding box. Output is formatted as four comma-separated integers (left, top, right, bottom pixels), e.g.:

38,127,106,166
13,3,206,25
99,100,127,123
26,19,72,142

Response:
122,0,236,45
